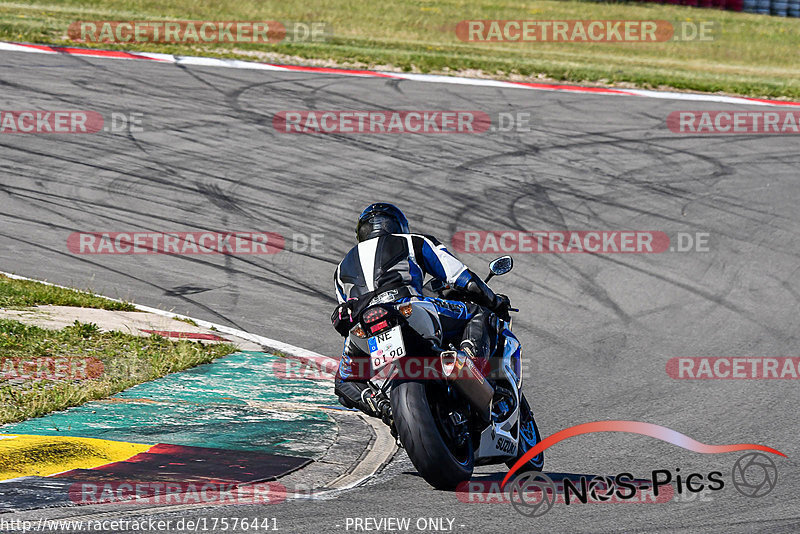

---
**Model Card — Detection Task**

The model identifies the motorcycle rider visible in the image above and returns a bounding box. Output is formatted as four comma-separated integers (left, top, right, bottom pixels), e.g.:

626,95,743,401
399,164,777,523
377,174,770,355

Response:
330,203,511,420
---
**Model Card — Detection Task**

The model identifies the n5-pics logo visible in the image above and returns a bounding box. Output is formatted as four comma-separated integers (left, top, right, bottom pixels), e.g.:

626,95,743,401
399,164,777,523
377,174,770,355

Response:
508,452,779,517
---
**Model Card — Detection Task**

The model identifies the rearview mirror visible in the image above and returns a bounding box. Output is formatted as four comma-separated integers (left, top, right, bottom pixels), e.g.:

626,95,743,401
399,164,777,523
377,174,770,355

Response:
488,256,513,276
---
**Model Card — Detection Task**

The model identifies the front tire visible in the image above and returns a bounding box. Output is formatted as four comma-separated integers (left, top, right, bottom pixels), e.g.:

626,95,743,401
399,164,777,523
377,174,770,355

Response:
391,381,473,489
506,394,544,472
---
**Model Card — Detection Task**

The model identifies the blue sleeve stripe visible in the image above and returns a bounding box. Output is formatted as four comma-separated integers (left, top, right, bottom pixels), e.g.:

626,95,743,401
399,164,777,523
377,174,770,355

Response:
420,240,448,280
335,283,346,303
454,269,472,288
338,340,352,379
334,266,347,303
408,259,424,290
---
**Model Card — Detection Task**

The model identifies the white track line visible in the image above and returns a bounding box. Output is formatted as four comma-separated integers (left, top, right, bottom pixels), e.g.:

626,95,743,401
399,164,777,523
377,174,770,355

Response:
1,40,798,107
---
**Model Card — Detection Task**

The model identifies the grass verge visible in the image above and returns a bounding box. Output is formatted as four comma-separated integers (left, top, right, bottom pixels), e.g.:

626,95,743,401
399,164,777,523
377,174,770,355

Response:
0,274,236,424
1,0,799,98
0,274,136,311
0,319,236,424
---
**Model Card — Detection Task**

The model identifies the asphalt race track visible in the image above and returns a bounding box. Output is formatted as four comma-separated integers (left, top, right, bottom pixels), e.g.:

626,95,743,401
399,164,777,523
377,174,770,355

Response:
1,50,799,532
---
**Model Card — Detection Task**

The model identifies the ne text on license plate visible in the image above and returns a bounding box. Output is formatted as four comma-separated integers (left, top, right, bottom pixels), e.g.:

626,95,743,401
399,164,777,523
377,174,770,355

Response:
367,326,406,372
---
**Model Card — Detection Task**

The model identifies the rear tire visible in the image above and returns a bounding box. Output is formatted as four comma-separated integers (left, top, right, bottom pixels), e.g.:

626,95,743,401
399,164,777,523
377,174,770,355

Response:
391,381,473,489
505,394,544,472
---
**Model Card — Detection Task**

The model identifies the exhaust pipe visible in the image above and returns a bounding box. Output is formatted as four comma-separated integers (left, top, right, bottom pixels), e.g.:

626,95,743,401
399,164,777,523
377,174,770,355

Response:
440,351,494,421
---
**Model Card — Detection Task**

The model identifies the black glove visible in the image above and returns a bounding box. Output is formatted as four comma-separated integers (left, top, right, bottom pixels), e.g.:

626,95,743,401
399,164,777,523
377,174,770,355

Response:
491,294,512,322
463,270,500,309
331,301,356,337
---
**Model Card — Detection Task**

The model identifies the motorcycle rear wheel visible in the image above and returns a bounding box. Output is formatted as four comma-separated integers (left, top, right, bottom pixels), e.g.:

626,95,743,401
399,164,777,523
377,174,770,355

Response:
391,381,474,489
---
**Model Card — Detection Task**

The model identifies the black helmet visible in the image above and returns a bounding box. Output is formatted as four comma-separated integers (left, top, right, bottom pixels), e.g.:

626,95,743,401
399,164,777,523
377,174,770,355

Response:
356,203,409,242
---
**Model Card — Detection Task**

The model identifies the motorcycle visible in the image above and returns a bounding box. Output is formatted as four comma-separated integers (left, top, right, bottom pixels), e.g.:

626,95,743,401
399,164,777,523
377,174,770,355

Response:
345,255,544,489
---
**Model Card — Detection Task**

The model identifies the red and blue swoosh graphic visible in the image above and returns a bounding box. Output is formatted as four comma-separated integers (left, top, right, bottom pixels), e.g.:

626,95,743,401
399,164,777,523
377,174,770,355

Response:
502,420,786,488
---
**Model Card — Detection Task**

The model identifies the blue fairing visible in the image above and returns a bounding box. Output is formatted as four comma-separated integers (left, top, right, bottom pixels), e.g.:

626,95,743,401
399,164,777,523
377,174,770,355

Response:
502,328,522,387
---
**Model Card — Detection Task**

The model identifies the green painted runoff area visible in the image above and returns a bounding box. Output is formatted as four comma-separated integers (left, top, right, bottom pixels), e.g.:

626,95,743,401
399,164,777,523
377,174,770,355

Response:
1,351,337,458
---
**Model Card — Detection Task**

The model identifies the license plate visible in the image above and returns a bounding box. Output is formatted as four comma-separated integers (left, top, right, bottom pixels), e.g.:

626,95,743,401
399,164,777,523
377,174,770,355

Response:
368,326,406,372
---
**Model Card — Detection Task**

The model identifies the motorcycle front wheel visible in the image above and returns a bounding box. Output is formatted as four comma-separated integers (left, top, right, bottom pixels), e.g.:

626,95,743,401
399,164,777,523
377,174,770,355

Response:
391,381,474,489
505,394,544,472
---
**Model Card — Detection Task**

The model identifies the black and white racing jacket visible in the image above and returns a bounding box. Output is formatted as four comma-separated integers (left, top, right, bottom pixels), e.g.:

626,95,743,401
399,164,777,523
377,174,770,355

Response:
334,233,472,304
